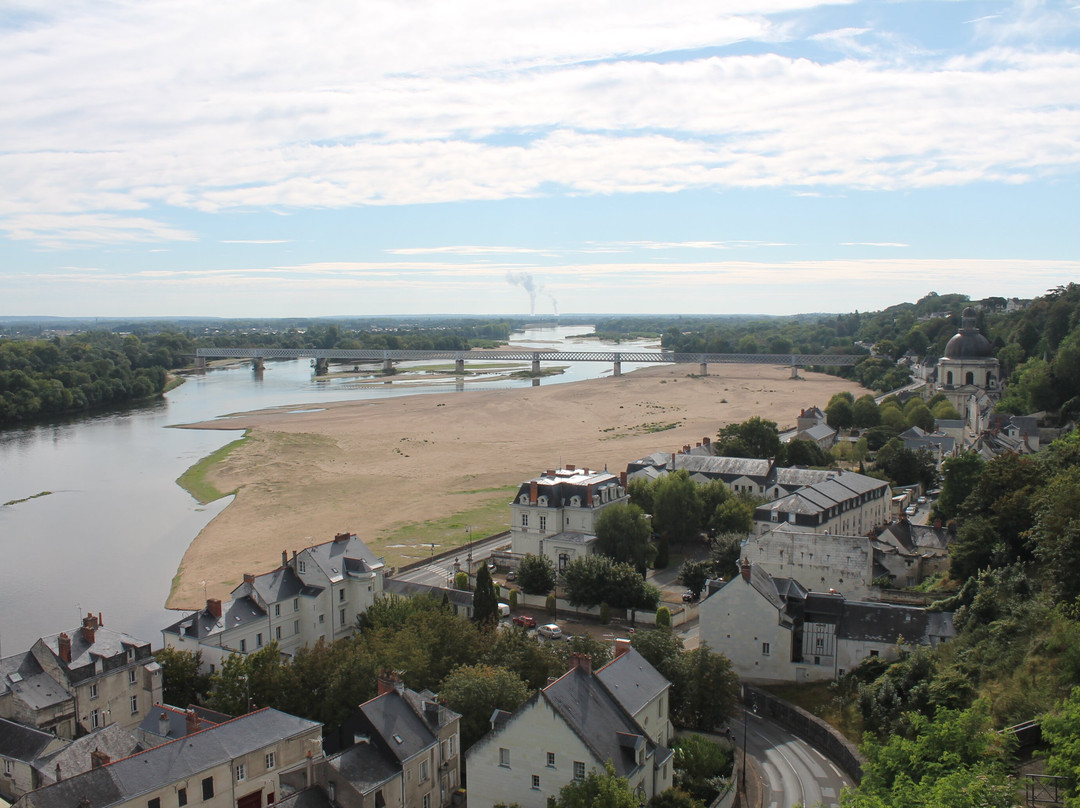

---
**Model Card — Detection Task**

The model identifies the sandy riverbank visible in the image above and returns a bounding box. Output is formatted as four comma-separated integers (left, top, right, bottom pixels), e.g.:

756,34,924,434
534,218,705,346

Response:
169,363,865,610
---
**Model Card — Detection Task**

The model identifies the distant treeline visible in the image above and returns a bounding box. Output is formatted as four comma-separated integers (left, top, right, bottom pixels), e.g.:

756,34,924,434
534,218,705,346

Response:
0,319,518,426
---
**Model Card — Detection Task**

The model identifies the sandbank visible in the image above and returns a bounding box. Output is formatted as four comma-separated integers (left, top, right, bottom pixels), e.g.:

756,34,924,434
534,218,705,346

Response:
169,363,864,610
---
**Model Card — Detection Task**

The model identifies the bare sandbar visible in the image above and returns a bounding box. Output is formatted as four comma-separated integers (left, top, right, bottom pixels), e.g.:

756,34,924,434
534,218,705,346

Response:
169,363,864,610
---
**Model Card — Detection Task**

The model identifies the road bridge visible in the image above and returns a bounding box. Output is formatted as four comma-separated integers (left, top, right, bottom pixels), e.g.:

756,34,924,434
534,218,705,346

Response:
194,347,863,377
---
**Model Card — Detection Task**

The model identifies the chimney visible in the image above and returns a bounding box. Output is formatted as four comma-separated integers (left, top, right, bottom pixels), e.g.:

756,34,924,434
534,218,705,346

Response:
158,711,170,737
55,764,62,783
566,464,575,472
619,471,627,488
243,573,255,586
703,436,711,446
90,749,110,769
545,677,559,688
99,613,103,627
292,550,298,569
586,484,593,505
58,633,72,663
81,614,98,645
614,638,631,658
282,550,288,567
377,670,399,697
740,557,751,582
185,709,200,735
569,653,592,675
206,599,222,619
530,481,538,504
335,532,351,543
423,701,439,724
934,519,942,529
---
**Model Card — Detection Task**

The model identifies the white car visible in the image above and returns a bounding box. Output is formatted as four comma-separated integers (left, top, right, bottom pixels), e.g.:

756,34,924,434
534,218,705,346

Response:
538,623,563,639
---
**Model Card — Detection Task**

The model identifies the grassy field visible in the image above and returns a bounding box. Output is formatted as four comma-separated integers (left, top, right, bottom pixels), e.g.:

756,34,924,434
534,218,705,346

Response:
372,485,516,567
176,432,250,504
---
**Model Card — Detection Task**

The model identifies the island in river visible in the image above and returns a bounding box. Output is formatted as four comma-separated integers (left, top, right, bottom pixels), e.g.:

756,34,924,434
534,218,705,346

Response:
170,363,865,610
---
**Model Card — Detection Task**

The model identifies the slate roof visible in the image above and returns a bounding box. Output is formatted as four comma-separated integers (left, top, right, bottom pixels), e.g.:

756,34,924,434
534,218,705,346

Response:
18,709,320,808
276,789,332,808
136,705,226,744
0,718,58,763
35,726,140,785
839,602,956,644
326,742,401,793
594,648,668,717
542,668,652,779
302,535,384,587
383,579,472,609
35,626,148,676
796,424,836,443
358,691,436,764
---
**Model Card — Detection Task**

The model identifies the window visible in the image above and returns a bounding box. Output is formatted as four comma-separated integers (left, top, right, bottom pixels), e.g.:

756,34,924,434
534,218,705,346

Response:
274,604,281,617
539,515,547,531
235,764,246,782
90,709,101,729
521,513,528,527
4,759,14,775
267,794,274,806
293,598,299,612
531,775,540,790
130,695,139,714
298,560,306,573
318,614,325,624
762,642,771,656
265,752,276,770
814,656,821,665
149,798,161,808
815,638,824,650
422,796,430,808
869,649,879,658
339,608,346,626
202,777,214,800
178,789,187,807
574,761,585,780
294,620,300,634
89,683,98,699
240,639,247,653
129,668,137,685
420,760,429,782
256,633,264,648
546,752,555,767
499,748,510,767
338,589,345,602
275,626,281,641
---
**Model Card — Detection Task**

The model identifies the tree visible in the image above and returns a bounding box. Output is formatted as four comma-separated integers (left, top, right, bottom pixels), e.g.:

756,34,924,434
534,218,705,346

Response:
473,564,499,625
852,395,881,428
781,438,828,467
561,555,659,610
594,503,653,572
672,734,732,804
154,647,210,707
553,761,639,808
678,560,710,598
483,626,560,689
670,645,739,731
694,479,731,529
874,439,937,489
648,789,703,808
439,664,530,751
826,397,854,429
656,606,671,629
631,627,684,675
627,476,656,513
517,553,556,594
1030,466,1080,604
707,533,742,581
933,452,984,522
207,643,286,715
708,498,753,536
652,470,702,545
717,416,781,458
1041,686,1080,807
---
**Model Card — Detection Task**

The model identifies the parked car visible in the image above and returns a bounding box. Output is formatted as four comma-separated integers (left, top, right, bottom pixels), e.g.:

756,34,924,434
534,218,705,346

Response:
538,623,563,639
512,614,536,628
905,505,918,516
917,496,927,505
682,590,698,603
506,570,517,581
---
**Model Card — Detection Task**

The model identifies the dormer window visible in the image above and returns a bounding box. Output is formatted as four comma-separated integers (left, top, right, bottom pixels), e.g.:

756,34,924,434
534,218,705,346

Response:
537,496,548,507
570,496,581,507
519,494,530,505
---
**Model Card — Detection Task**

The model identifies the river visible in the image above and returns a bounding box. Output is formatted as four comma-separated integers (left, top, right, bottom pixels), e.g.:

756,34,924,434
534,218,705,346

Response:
0,326,655,652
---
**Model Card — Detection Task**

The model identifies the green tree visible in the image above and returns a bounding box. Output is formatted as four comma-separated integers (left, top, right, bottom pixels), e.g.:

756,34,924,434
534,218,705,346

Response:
717,416,781,458
781,438,828,467
694,479,731,529
655,606,671,629
672,734,732,803
1030,466,1080,604
826,397,854,429
933,452,984,522
852,395,881,428
708,498,754,536
439,664,530,750
153,647,210,707
483,626,560,689
517,553,556,594
562,555,659,610
594,503,653,572
627,476,657,513
653,470,702,545
552,633,615,672
671,644,740,731
678,560,710,598
707,533,743,581
1041,686,1080,807
553,761,638,808
631,627,684,676
207,643,286,714
648,789,703,808
473,564,499,625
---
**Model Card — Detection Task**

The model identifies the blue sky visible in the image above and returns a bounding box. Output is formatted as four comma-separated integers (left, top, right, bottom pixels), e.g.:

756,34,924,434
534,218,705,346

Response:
1,0,1078,318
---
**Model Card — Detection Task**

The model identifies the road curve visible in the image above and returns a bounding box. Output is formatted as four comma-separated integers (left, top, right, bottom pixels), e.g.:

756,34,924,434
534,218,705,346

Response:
743,708,853,808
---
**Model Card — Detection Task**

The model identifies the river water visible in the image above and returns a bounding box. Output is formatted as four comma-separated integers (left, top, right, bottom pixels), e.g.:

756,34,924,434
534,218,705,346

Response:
0,326,654,652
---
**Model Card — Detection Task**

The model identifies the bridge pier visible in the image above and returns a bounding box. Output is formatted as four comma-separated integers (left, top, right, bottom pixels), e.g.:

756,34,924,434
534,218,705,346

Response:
252,357,265,372
532,353,541,374
455,358,465,374
383,358,394,373
613,353,622,377
699,362,708,376
194,356,207,373
314,358,329,376
791,364,800,379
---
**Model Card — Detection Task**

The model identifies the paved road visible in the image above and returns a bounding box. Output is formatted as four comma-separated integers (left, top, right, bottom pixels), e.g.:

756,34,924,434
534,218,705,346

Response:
392,534,512,587
743,708,852,808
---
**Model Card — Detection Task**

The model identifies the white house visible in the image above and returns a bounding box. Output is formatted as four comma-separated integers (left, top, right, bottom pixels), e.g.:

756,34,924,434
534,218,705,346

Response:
510,466,627,571
466,649,673,808
162,533,384,672
753,471,890,539
698,560,955,684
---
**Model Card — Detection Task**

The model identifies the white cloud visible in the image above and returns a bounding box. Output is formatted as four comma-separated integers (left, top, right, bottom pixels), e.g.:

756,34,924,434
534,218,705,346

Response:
0,0,1077,247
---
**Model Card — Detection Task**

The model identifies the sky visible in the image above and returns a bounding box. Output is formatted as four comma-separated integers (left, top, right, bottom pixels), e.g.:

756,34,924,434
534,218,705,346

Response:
1,0,1078,319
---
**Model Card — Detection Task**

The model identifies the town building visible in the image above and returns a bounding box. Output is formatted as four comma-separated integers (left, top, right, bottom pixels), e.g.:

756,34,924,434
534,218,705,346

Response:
743,526,875,600
872,519,952,588
0,614,161,741
626,452,835,500
0,718,65,802
162,533,385,673
934,307,1001,429
13,708,323,808
698,560,955,684
466,648,673,808
509,467,627,570
752,471,890,539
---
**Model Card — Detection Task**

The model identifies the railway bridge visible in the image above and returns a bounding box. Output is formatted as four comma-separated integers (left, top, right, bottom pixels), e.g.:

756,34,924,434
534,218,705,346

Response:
194,347,863,377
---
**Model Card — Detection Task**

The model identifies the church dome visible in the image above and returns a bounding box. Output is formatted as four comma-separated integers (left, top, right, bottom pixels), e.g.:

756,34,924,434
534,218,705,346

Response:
943,307,993,359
